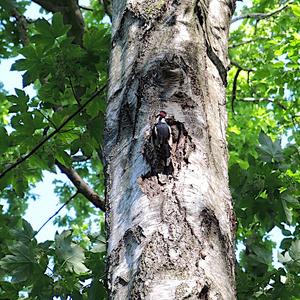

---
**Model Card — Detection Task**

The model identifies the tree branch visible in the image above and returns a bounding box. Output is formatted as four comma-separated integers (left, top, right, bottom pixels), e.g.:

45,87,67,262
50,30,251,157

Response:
229,39,254,49
99,0,112,20
231,67,242,113
0,84,107,180
230,60,254,72
10,8,29,46
231,1,293,24
72,155,91,163
34,191,79,238
239,97,275,102
55,161,105,211
229,37,268,49
31,0,61,12
238,97,287,110
79,5,93,12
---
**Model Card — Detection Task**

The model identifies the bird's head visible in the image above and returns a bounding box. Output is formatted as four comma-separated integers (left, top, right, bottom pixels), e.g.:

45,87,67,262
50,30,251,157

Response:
157,111,167,118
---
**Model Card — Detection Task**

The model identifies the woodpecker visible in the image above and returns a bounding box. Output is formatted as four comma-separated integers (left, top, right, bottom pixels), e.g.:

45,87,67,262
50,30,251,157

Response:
152,111,172,170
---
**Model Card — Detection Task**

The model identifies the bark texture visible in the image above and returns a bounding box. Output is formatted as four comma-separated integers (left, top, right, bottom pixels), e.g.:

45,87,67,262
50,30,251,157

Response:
104,0,236,299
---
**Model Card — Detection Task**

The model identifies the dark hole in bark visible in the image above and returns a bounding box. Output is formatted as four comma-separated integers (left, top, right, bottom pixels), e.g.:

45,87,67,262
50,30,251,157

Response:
199,284,209,299
116,276,128,287
142,115,193,178
194,3,204,27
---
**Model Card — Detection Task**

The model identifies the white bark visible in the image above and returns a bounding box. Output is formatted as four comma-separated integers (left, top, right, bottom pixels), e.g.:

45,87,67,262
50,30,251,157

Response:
104,0,236,299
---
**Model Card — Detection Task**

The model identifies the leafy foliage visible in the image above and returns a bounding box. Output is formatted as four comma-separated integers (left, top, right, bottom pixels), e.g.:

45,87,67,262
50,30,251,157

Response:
0,0,299,299
0,0,109,298
228,0,300,298
0,209,107,299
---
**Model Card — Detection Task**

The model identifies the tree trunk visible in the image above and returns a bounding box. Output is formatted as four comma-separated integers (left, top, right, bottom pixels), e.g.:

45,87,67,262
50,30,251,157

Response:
104,0,236,299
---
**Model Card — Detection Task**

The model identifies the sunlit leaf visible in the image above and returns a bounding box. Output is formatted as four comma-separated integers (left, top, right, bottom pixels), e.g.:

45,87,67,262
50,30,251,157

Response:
55,230,89,274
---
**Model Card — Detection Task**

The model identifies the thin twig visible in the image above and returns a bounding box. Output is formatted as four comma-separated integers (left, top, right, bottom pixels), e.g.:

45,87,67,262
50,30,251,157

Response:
247,70,250,86
239,97,286,109
231,1,293,24
229,37,268,49
0,84,107,180
68,76,81,106
231,68,242,113
79,5,94,11
36,109,58,130
229,39,254,49
231,61,254,72
238,97,299,126
34,192,79,238
239,97,273,102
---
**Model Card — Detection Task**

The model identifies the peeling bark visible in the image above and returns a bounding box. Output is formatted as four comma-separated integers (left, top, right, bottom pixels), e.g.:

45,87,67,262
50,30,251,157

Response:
104,0,236,299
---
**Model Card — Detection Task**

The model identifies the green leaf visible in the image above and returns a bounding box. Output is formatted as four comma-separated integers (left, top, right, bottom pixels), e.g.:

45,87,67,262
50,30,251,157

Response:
0,280,19,300
90,236,106,254
0,127,9,155
281,228,292,236
280,238,293,250
289,240,300,266
9,104,22,113
10,219,36,242
33,18,56,47
22,219,35,240
71,291,84,300
35,18,52,36
290,4,300,17
58,131,79,144
52,13,70,37
38,240,53,251
252,245,272,265
55,150,72,167
22,70,35,87
255,67,270,79
55,230,89,274
0,0,16,10
0,242,40,283
30,274,54,299
281,199,293,224
31,33,55,47
10,58,31,71
19,45,37,58
257,131,283,162
282,193,299,207
87,279,107,300
278,251,292,264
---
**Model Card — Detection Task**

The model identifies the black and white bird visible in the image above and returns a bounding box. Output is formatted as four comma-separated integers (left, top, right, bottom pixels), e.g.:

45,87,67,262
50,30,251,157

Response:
153,111,172,169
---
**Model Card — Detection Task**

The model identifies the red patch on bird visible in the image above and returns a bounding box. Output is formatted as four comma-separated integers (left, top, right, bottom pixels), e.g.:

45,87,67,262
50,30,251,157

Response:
159,111,167,118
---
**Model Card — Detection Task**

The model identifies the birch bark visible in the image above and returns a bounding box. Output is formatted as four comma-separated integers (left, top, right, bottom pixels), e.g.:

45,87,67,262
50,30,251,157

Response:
104,0,236,298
